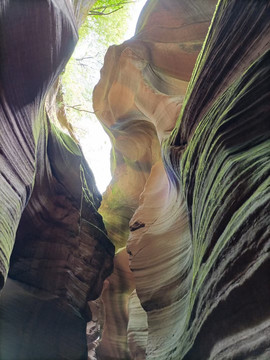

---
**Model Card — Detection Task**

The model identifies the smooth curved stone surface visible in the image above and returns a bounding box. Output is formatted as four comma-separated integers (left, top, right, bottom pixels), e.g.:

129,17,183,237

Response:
93,0,270,359
0,0,78,289
127,290,148,360
96,249,135,360
0,1,114,359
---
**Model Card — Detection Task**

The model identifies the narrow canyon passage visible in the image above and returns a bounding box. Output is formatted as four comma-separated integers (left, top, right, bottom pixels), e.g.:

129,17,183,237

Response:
0,1,269,360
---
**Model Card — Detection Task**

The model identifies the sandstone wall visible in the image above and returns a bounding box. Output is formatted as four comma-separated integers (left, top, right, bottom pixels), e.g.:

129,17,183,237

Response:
93,0,270,359
0,1,112,359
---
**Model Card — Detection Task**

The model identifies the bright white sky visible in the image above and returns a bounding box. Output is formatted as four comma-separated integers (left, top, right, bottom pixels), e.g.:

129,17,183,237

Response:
78,0,147,194
124,0,146,39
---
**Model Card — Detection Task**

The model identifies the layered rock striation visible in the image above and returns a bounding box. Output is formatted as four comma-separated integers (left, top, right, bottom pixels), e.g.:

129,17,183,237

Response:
165,2,270,358
93,0,270,359
0,1,114,359
93,0,216,358
0,0,269,359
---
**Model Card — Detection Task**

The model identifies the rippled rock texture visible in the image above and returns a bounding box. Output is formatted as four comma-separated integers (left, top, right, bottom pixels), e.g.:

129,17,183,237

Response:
93,0,270,359
0,1,114,359
1,0,269,359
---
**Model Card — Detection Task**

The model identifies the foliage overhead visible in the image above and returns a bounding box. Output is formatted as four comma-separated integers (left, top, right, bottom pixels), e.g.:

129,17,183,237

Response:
58,0,141,192
79,0,135,47
62,0,135,132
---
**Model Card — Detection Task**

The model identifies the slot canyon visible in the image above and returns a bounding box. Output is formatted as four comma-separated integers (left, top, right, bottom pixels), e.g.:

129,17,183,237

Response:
0,0,269,359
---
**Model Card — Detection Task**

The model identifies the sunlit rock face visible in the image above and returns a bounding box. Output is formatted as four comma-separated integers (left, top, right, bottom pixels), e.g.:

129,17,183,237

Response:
94,0,217,251
0,1,113,359
93,0,270,359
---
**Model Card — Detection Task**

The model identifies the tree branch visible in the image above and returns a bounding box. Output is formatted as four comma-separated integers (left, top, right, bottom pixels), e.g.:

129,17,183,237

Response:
66,104,96,114
88,1,134,16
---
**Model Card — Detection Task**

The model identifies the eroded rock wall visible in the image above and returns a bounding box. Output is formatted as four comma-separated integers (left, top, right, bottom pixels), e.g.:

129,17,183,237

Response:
1,0,269,359
165,2,270,358
93,0,270,359
0,0,77,287
93,0,216,358
0,1,113,359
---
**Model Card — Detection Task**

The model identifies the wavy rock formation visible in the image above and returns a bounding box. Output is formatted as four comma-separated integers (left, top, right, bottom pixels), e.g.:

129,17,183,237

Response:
94,0,217,250
96,249,135,359
127,290,148,360
0,1,114,359
1,0,269,359
93,0,216,358
164,2,270,359
93,0,270,359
